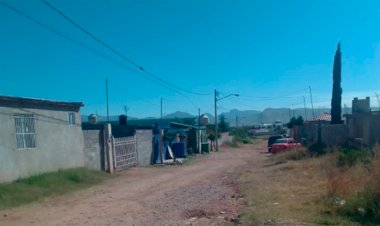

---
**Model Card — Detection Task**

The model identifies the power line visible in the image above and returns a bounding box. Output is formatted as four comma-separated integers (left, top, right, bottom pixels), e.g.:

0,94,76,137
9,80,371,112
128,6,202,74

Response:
110,82,195,113
0,1,198,107
40,0,210,96
109,82,160,107
0,1,167,91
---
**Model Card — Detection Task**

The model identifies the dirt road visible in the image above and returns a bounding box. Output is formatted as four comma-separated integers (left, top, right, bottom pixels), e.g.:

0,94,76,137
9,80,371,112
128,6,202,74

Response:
0,141,266,226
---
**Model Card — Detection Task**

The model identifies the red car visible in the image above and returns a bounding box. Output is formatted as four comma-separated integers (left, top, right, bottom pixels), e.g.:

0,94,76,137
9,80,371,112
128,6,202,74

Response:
271,138,301,154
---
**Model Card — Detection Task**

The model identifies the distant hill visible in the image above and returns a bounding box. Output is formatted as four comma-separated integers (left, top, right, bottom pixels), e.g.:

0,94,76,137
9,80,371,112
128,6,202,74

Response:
81,107,345,126
221,109,261,126
163,111,194,119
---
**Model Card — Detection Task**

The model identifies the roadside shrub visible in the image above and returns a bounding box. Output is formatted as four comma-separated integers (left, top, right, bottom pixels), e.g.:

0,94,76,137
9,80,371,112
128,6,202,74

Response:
337,189,380,224
241,137,252,144
324,148,380,225
231,128,251,144
271,147,309,162
225,140,240,148
337,148,371,167
308,142,327,156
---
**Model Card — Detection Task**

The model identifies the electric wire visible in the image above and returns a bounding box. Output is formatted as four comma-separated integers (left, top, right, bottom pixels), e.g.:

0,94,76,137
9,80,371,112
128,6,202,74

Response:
0,1,177,94
0,1,199,109
108,82,160,108
40,0,210,96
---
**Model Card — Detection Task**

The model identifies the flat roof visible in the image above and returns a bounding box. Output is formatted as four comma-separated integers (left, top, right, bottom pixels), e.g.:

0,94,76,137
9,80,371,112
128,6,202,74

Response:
0,95,84,111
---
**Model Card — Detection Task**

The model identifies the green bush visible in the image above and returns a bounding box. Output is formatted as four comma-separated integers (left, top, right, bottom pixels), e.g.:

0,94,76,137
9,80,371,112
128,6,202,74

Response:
225,140,240,148
231,128,251,145
271,147,309,162
325,147,380,225
308,143,327,156
337,149,371,167
337,190,380,224
242,138,252,144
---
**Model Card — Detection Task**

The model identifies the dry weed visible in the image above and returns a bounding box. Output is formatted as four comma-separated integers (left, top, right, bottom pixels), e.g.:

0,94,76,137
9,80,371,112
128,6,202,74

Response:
271,147,310,162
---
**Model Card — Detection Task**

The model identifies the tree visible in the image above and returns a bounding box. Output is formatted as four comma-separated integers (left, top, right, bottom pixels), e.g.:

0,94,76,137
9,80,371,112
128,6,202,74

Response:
287,116,304,128
296,116,304,125
331,43,342,124
219,114,229,132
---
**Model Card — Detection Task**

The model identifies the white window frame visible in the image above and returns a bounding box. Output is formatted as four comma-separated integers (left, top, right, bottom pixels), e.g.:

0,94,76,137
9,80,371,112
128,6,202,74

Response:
14,113,37,149
68,112,76,125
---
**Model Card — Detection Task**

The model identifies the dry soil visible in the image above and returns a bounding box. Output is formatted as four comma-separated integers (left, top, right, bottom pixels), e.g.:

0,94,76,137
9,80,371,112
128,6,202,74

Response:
0,141,267,226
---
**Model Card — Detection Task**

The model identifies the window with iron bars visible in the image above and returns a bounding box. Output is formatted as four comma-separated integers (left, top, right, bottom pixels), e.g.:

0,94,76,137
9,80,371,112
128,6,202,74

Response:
14,113,37,149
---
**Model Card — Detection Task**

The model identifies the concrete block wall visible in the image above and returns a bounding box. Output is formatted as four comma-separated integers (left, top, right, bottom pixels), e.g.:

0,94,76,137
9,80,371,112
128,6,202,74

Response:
321,124,348,146
301,123,348,147
83,130,104,170
369,114,380,146
136,129,153,165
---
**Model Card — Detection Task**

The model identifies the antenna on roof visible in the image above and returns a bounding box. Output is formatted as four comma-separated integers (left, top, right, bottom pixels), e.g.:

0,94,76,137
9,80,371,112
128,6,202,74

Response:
123,105,129,117
375,93,380,108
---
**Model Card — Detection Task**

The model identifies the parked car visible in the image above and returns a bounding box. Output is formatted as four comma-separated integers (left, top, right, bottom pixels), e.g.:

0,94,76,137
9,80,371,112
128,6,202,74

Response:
271,138,301,154
267,135,284,152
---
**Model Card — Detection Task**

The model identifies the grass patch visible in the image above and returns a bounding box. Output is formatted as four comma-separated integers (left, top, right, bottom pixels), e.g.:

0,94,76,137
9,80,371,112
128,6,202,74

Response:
325,153,380,225
0,168,110,210
238,142,358,225
239,156,328,225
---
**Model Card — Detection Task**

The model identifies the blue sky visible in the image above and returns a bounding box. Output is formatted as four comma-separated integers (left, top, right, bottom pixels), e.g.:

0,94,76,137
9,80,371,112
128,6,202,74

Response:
1,0,379,118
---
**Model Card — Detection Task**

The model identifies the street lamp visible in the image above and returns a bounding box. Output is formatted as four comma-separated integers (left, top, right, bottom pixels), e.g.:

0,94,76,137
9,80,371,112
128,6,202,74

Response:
214,90,239,151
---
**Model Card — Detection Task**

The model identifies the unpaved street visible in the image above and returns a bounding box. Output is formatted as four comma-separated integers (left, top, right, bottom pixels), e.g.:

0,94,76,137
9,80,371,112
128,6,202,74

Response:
0,141,266,226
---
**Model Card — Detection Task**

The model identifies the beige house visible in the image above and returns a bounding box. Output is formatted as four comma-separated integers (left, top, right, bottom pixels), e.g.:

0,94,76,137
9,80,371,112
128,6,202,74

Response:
0,95,85,183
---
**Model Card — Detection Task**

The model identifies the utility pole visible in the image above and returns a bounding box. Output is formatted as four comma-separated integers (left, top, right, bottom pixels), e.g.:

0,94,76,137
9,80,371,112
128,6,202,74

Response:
213,90,238,152
292,104,295,117
160,97,163,122
106,78,109,122
236,115,238,129
198,108,201,127
303,96,307,120
343,103,348,115
214,89,218,152
309,86,315,119
198,108,201,154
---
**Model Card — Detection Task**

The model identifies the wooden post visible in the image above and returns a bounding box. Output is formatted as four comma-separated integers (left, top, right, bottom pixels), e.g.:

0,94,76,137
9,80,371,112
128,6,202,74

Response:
104,123,114,174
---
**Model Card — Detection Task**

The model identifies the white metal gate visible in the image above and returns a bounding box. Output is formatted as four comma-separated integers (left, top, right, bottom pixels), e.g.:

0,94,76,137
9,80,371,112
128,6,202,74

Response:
112,136,137,171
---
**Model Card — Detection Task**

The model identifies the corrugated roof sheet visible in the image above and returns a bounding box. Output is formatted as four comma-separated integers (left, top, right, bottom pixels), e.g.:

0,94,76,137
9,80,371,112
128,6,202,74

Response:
313,113,331,121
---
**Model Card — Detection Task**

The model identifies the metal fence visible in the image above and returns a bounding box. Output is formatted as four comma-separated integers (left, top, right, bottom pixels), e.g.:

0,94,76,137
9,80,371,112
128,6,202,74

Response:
112,136,137,171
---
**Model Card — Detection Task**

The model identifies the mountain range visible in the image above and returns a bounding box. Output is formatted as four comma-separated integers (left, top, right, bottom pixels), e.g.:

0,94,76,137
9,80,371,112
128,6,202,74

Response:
82,107,346,126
